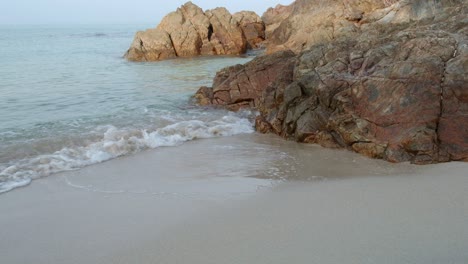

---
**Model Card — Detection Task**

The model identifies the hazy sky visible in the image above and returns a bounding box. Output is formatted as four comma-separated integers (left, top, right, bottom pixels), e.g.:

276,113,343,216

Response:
1,0,294,25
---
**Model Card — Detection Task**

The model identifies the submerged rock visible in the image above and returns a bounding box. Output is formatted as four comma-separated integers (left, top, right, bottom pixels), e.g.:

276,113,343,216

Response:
194,0,468,164
125,2,265,61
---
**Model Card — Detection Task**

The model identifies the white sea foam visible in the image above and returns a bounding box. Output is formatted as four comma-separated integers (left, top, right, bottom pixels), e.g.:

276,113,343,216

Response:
0,25,256,195
0,114,254,194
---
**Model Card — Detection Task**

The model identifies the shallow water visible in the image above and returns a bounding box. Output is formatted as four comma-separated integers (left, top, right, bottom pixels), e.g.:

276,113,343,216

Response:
1,133,466,264
0,24,255,193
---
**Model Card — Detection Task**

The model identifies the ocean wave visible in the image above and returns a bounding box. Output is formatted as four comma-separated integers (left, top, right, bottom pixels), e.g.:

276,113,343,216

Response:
0,114,254,194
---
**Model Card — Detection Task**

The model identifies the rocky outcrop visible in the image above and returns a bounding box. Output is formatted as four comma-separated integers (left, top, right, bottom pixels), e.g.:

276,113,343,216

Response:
233,11,265,49
261,4,293,40
125,2,265,61
262,0,467,54
195,50,296,111
195,1,468,164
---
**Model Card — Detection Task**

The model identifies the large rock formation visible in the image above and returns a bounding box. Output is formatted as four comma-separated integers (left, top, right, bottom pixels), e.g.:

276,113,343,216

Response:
262,0,467,54
195,0,468,164
125,2,265,61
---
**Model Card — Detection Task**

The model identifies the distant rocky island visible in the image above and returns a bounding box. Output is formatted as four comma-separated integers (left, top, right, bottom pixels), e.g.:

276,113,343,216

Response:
126,0,468,164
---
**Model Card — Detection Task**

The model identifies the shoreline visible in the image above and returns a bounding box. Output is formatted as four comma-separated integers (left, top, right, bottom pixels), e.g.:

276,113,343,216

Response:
1,133,467,263
130,163,468,264
2,0,466,262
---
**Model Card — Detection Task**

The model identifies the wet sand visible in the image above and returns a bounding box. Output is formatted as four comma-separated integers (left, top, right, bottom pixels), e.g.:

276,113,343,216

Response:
0,134,467,264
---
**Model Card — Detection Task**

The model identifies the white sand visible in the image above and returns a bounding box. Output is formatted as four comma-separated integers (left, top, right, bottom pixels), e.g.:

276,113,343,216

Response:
1,134,467,264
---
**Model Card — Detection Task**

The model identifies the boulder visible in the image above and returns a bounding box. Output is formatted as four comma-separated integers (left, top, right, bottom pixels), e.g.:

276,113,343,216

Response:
124,29,176,61
205,7,246,55
194,50,296,111
233,11,266,49
125,1,264,61
157,2,208,57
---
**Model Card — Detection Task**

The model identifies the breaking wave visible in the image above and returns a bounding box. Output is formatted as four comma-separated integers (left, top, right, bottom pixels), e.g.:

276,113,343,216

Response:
0,114,254,194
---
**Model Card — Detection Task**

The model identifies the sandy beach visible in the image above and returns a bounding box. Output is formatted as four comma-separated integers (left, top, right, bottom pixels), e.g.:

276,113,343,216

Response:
1,134,467,264
1,0,467,263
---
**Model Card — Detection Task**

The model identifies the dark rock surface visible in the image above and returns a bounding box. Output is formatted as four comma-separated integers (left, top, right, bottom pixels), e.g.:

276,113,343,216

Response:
195,1,468,164
195,50,296,111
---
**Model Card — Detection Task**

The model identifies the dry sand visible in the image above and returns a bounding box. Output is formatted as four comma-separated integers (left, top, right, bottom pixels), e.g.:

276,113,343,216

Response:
0,134,467,264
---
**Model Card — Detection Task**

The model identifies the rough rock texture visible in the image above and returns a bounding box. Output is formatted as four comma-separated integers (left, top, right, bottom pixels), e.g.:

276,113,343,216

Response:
233,11,265,49
195,1,468,163
204,8,246,56
194,50,296,111
261,4,293,40
262,0,467,54
125,2,265,61
124,29,177,61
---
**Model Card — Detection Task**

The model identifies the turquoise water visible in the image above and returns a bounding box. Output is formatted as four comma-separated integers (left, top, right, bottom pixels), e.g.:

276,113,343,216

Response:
0,25,254,193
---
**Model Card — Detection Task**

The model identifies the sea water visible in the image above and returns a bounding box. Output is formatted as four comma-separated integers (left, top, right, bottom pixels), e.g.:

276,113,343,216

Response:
0,24,255,193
